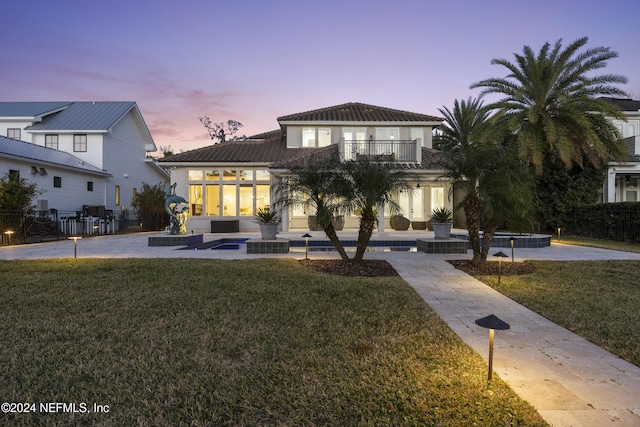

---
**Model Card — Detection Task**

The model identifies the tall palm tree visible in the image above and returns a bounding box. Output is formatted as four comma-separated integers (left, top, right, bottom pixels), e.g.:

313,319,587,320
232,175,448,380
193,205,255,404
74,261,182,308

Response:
436,98,534,265
471,37,628,173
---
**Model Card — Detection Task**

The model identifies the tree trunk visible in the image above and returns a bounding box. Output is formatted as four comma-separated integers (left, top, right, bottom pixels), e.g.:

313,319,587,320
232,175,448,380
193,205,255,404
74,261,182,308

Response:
479,221,498,263
352,216,376,264
322,223,350,262
465,197,482,265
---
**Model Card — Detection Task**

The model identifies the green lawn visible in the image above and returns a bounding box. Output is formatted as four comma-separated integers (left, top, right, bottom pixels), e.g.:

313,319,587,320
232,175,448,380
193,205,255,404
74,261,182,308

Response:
553,235,640,253
476,260,640,367
0,258,547,426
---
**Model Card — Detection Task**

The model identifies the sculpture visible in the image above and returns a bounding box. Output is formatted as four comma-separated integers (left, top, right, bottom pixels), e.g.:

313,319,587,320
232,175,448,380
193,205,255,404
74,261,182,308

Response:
164,183,190,235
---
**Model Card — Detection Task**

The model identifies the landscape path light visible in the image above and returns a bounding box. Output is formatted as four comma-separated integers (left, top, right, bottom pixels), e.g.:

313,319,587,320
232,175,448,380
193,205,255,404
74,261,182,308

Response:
3,230,14,246
493,251,509,283
302,233,312,260
475,314,511,382
68,236,82,258
509,237,516,263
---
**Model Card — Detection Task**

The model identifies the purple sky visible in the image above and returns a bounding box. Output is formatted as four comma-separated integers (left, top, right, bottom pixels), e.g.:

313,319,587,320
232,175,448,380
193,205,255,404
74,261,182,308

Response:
3,0,639,152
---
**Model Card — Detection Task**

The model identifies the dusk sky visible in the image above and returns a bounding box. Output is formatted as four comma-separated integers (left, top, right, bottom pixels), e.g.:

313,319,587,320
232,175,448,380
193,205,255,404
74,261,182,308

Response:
3,0,640,153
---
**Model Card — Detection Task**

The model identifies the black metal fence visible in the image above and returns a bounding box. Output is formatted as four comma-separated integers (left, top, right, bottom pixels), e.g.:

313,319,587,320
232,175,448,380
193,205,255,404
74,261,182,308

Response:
0,208,168,245
569,203,640,243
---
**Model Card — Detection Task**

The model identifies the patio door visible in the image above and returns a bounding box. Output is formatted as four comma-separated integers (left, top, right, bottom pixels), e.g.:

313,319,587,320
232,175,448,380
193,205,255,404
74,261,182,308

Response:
398,188,424,221
343,128,366,160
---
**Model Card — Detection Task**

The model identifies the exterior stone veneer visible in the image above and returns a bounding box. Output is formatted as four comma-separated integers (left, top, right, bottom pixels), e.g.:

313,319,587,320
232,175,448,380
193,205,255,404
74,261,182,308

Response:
246,239,289,254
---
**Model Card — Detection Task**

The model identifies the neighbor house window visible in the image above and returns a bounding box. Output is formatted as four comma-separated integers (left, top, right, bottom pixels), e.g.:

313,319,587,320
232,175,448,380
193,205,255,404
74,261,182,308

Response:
7,128,20,139
53,176,62,188
73,134,87,152
45,134,59,149
8,170,19,181
87,181,94,192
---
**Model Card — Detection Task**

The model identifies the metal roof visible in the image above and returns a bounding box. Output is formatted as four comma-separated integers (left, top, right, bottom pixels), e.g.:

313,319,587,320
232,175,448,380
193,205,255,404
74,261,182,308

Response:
600,97,640,112
0,135,109,175
25,102,136,132
0,102,71,118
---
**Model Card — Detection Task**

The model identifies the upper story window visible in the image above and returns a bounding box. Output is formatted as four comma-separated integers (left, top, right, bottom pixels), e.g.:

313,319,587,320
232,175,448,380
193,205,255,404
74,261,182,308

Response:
375,127,400,141
73,134,87,152
45,134,59,150
302,127,331,147
7,128,21,139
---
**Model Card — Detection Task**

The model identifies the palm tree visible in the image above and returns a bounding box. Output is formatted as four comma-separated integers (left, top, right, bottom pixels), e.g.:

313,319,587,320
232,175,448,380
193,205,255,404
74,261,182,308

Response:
436,98,534,265
273,156,351,262
338,157,419,264
276,154,419,265
471,37,628,173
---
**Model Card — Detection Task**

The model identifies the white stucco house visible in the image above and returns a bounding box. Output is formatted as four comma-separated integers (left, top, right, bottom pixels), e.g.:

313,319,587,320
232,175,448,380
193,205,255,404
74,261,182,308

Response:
601,97,640,203
159,102,450,233
0,102,169,214
0,135,111,212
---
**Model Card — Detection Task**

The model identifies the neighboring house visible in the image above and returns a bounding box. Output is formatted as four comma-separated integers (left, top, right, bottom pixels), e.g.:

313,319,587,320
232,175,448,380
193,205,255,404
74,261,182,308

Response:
601,97,640,202
0,102,169,214
159,102,449,233
0,135,111,211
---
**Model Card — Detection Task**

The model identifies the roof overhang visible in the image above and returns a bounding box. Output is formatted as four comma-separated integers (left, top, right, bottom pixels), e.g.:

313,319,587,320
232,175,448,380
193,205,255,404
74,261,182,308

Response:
0,152,112,177
144,158,170,179
26,129,107,134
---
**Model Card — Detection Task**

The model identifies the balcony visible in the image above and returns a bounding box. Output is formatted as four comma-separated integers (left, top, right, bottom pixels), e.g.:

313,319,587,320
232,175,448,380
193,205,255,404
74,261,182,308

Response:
341,139,418,163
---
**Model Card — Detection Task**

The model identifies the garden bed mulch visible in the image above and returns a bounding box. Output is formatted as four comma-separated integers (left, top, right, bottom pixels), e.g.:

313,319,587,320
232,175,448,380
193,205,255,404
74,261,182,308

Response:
448,259,537,276
299,259,537,278
299,259,399,277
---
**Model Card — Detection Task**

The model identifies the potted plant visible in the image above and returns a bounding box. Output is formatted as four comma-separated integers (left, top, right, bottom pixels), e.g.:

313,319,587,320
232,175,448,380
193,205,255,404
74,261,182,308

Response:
430,207,453,239
254,208,280,240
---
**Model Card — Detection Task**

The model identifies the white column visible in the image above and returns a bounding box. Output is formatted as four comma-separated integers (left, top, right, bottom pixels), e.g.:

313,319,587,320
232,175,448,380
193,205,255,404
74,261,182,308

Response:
606,169,616,203
377,203,385,233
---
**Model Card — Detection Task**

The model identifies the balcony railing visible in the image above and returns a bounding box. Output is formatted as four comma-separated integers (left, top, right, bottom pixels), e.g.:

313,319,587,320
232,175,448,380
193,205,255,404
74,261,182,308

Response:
342,139,418,163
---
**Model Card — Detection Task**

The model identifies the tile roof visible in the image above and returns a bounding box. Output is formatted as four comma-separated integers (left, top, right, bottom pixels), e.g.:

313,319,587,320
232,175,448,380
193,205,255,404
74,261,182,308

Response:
600,97,640,112
159,131,307,164
277,102,444,123
0,135,109,175
26,102,136,131
0,102,71,118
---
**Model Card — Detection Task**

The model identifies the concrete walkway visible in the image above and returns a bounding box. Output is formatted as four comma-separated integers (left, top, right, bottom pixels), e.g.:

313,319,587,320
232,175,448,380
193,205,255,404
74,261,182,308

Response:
1,232,640,426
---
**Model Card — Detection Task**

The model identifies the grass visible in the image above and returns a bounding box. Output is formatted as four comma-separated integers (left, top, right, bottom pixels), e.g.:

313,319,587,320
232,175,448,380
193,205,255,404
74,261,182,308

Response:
476,260,640,367
552,235,640,253
0,258,547,426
